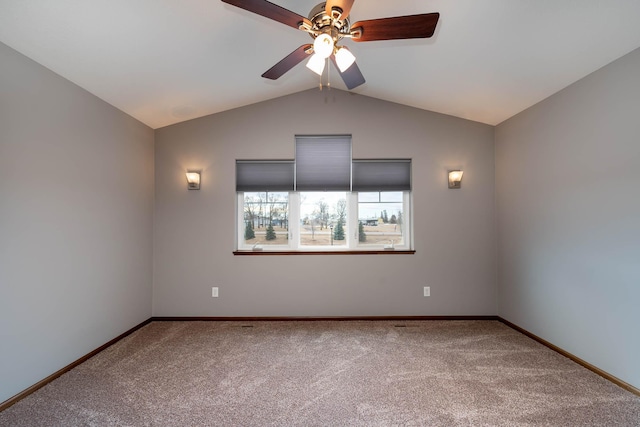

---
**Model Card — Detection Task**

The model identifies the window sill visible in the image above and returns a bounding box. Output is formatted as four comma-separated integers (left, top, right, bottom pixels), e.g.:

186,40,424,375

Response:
233,250,415,256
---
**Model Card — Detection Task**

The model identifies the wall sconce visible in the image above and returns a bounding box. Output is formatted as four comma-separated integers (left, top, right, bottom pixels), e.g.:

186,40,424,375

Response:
448,170,463,189
186,171,201,190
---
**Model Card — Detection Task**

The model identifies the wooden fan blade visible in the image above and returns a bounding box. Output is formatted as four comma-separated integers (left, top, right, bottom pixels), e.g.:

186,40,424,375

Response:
262,44,313,80
221,0,311,30
350,13,439,42
325,0,355,21
330,56,365,90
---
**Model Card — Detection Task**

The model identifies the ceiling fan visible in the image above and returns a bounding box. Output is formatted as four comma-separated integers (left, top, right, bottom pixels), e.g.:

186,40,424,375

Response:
221,0,440,89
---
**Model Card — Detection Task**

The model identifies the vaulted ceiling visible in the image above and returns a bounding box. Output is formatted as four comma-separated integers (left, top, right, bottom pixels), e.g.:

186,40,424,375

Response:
2,1,640,129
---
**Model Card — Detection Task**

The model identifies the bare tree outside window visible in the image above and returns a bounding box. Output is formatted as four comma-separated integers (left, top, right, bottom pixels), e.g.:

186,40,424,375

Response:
299,192,347,246
316,200,329,230
335,198,347,225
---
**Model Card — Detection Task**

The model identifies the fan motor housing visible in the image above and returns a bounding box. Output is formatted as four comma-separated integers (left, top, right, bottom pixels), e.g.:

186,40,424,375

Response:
308,2,350,41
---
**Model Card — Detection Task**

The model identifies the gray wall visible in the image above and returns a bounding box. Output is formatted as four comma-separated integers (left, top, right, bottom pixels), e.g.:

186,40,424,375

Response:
495,48,640,389
0,42,154,403
154,89,496,317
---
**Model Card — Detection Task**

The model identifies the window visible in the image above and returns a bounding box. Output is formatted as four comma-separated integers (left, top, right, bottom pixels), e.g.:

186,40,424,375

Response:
236,136,412,252
356,191,409,248
241,191,289,248
299,192,348,248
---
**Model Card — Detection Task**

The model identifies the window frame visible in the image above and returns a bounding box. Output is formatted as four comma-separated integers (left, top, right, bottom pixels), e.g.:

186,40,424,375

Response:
236,190,412,253
237,192,293,252
354,191,412,251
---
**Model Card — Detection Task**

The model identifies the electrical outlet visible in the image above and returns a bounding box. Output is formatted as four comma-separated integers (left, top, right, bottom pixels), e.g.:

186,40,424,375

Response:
212,287,219,298
423,286,430,297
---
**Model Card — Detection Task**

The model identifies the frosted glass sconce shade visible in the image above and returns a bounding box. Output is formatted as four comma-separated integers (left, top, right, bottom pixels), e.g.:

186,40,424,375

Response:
448,170,463,189
186,171,201,190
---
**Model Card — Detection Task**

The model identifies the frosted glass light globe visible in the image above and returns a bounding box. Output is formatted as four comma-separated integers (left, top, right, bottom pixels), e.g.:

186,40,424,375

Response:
335,47,356,72
306,53,325,75
313,33,334,59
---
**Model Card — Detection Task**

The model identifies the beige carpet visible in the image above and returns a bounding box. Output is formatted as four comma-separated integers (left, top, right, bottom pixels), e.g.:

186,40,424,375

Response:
1,320,639,426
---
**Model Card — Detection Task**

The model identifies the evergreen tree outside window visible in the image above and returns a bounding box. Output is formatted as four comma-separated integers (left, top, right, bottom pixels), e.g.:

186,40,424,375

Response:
265,224,277,240
334,221,345,241
358,221,367,242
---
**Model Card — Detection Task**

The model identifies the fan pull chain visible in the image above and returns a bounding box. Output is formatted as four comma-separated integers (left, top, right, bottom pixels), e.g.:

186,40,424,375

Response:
318,57,331,91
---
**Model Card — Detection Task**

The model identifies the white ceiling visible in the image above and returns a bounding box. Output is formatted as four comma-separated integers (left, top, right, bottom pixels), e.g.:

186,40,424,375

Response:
2,1,640,129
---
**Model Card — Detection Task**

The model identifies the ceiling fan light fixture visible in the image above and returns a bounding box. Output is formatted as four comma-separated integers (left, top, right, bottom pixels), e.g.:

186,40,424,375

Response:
335,46,356,72
306,53,325,75
313,33,334,59
221,0,440,90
